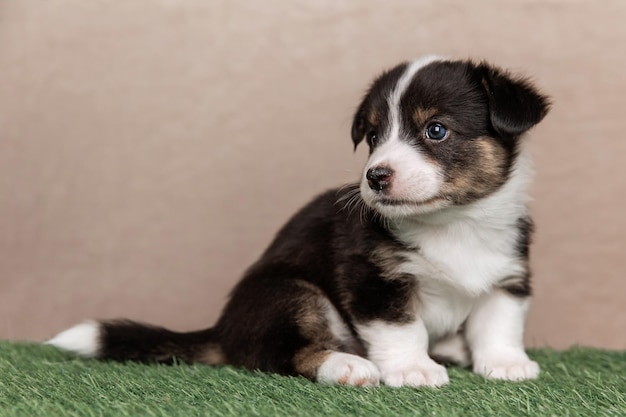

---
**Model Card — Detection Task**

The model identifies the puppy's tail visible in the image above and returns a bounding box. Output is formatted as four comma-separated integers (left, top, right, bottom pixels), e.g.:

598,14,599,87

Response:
46,320,225,365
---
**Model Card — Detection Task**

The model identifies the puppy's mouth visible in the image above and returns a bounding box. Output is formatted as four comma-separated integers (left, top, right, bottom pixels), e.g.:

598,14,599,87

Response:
376,196,444,207
365,194,452,218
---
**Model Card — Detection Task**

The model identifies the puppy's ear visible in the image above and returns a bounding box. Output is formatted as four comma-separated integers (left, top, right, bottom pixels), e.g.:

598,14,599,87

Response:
479,63,550,137
351,102,367,150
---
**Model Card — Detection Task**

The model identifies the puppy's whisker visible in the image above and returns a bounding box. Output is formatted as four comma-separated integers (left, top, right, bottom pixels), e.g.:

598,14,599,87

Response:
337,183,359,194
335,188,359,204
346,197,360,215
337,194,358,213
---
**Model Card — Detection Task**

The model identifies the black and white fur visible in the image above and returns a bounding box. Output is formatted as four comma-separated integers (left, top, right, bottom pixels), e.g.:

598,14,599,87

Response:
48,56,550,387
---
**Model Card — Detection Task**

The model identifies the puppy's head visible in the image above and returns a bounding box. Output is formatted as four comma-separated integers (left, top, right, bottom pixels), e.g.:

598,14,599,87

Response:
352,56,550,219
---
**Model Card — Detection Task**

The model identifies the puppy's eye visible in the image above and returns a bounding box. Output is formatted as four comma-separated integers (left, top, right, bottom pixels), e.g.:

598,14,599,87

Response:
366,130,378,146
425,123,448,141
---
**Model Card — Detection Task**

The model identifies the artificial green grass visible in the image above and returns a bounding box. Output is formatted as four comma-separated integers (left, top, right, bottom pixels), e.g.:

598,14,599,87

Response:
0,342,624,417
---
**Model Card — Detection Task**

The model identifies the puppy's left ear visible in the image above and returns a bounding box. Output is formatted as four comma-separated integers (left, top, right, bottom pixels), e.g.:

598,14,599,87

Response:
351,102,367,151
479,63,551,137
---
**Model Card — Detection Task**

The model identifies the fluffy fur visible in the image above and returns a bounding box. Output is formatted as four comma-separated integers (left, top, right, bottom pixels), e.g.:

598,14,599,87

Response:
48,56,550,387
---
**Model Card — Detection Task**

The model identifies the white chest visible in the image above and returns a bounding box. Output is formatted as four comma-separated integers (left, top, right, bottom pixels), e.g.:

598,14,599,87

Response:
394,219,525,340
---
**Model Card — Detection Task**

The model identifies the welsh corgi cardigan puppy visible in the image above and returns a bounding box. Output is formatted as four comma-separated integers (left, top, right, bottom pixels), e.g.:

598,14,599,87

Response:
48,56,550,387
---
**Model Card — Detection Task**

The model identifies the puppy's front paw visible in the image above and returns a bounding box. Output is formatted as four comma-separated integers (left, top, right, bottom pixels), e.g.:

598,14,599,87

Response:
382,362,449,388
474,357,539,381
317,352,381,387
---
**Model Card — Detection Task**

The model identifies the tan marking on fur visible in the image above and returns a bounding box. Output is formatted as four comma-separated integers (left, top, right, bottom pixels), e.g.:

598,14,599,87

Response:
370,245,409,279
367,109,380,126
413,107,438,125
293,347,332,380
290,281,346,380
475,139,507,177
369,245,420,320
292,280,330,340
440,136,508,202
440,172,473,196
297,306,328,340
199,344,227,365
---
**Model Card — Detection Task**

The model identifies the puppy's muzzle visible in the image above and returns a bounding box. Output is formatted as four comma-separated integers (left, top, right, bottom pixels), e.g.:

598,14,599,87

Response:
366,166,394,192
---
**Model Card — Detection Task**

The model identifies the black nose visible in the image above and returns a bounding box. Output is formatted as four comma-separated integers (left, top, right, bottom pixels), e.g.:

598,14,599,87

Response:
366,166,394,192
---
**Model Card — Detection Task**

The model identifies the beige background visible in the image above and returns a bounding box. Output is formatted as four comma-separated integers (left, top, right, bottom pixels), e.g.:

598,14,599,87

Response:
1,0,624,349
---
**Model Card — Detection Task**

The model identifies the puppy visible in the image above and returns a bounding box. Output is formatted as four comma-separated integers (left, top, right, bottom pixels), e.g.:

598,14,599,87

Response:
48,56,549,387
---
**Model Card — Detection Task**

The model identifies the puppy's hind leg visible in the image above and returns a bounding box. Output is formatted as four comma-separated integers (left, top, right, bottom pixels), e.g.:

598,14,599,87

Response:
217,278,379,386
290,282,380,386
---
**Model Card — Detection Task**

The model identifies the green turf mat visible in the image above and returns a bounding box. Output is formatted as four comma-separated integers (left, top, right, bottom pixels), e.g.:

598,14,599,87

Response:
0,342,624,417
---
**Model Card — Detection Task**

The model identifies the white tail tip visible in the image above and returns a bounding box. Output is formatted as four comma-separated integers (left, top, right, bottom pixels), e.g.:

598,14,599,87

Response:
46,321,100,357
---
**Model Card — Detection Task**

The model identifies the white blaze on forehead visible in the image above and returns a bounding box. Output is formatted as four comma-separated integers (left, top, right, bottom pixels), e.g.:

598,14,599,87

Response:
360,55,450,218
360,56,447,214
387,55,445,141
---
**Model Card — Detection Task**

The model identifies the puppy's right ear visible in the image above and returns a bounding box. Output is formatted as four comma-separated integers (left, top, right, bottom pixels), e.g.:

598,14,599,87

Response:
351,101,367,151
478,62,550,138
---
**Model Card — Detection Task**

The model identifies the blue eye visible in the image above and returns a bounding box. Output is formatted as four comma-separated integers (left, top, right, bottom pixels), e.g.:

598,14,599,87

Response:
425,123,448,141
